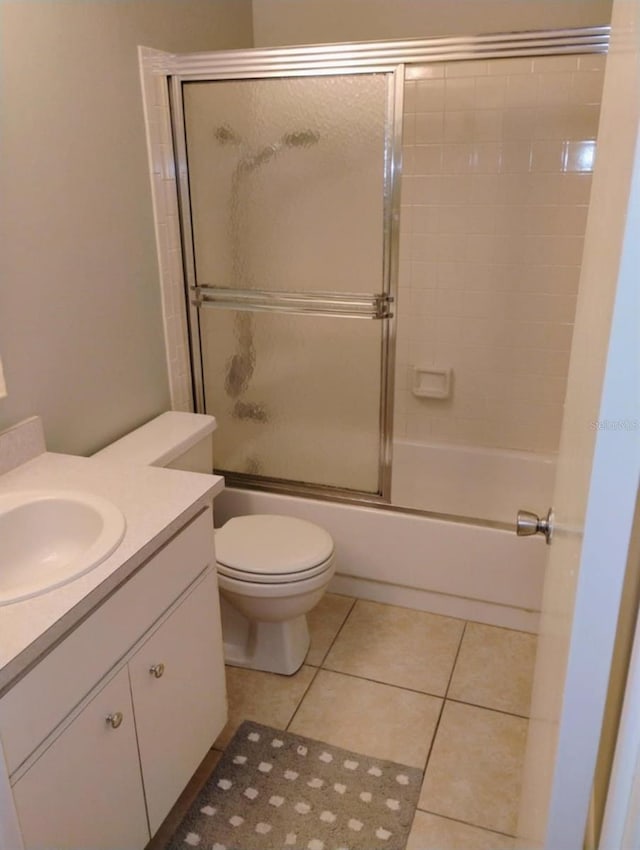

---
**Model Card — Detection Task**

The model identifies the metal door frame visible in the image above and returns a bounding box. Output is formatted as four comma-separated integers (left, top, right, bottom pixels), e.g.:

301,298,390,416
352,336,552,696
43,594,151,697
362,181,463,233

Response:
165,27,609,505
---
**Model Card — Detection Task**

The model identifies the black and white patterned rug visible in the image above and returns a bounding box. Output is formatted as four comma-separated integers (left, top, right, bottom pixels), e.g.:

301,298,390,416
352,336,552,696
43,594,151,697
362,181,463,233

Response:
167,721,423,850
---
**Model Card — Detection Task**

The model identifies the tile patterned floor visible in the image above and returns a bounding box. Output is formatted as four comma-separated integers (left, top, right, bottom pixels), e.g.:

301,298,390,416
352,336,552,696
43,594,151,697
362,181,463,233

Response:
148,594,536,849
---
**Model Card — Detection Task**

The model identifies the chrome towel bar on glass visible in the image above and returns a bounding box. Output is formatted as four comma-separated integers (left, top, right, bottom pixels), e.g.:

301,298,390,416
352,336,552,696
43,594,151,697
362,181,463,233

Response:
191,285,394,320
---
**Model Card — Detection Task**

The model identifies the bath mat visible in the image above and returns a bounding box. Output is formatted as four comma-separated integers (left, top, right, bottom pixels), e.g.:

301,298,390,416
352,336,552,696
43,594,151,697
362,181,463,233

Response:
167,720,423,850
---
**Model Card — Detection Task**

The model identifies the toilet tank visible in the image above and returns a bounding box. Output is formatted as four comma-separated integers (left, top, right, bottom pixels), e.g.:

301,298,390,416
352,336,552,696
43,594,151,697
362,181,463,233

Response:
92,412,216,474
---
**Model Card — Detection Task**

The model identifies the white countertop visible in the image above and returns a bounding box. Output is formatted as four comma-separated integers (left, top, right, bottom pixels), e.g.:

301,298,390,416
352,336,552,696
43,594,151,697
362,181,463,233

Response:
0,452,224,695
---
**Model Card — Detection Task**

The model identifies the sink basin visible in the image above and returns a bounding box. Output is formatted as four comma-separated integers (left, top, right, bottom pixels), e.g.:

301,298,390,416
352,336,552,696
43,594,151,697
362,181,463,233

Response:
0,490,126,605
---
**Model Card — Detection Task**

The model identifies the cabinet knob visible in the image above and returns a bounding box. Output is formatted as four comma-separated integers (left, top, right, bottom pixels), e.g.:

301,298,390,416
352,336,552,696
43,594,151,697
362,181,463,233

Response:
106,712,123,729
149,662,165,679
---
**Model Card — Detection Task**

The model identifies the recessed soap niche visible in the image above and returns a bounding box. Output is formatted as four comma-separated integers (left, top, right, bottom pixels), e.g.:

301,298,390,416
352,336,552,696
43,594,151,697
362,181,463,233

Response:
411,367,453,400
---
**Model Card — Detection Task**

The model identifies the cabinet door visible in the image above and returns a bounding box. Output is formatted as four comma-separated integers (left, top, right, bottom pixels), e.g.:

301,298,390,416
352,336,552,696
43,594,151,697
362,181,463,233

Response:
129,571,227,835
12,667,149,850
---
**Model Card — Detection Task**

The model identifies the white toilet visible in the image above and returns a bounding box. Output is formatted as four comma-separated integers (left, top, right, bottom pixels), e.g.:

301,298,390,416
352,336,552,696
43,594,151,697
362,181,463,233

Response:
93,411,336,675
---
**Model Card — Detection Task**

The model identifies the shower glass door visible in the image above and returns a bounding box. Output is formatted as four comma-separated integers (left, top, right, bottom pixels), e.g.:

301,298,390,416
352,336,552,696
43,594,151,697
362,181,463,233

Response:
178,73,396,494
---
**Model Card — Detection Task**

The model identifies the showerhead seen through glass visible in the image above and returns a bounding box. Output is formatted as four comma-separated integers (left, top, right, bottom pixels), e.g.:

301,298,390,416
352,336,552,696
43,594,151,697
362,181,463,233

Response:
214,124,320,172
214,123,242,145
282,130,320,148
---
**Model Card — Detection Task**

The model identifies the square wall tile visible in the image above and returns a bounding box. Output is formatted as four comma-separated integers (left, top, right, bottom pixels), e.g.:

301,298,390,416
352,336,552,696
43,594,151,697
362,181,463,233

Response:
404,80,417,112
416,112,444,144
414,144,444,174
404,79,416,116
504,74,539,109
448,623,537,716
444,110,475,142
403,111,416,145
415,78,445,111
408,64,445,81
411,260,439,288
577,55,606,72
571,70,605,104
475,76,506,109
500,140,532,173
565,140,597,173
324,600,464,696
502,108,536,140
532,55,579,74
413,205,440,234
445,60,489,78
488,58,533,76
474,109,503,141
445,77,476,110
289,670,442,769
442,143,474,174
530,140,565,172
412,174,443,204
537,71,572,106
559,172,593,204
419,701,528,834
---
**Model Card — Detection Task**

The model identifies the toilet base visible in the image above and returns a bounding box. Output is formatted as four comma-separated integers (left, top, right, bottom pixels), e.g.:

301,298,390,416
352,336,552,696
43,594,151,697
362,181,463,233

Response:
220,595,310,675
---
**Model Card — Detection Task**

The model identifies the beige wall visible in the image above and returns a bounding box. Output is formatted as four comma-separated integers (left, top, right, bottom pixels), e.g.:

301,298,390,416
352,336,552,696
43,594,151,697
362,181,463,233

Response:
252,0,612,47
0,0,252,455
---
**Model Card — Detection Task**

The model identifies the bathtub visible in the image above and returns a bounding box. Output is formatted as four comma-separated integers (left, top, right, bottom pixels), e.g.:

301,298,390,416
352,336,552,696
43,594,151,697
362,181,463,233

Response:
214,477,549,633
391,439,556,526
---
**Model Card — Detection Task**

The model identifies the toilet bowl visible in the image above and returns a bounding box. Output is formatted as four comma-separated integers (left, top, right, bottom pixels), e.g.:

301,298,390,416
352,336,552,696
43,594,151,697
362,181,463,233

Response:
216,514,335,674
93,412,336,675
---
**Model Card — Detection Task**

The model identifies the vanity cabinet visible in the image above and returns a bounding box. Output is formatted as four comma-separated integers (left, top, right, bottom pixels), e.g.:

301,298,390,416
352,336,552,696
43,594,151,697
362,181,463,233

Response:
0,506,227,850
12,667,149,850
129,569,226,835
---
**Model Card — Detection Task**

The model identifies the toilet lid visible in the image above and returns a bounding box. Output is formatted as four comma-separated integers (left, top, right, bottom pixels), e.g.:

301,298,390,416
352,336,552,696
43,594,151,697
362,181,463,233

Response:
215,515,334,578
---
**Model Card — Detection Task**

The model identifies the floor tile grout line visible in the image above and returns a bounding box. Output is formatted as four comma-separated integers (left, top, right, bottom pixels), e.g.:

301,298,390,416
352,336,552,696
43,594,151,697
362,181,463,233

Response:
418,697,445,784
316,595,358,668
284,663,323,733
414,806,518,839
312,664,531,720
445,695,531,721
465,617,538,637
444,620,468,700
316,665,449,701
285,597,357,733
419,620,469,783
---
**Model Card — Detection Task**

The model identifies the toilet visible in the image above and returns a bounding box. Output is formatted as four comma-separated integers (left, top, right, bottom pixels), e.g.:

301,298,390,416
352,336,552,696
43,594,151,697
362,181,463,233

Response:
93,411,336,675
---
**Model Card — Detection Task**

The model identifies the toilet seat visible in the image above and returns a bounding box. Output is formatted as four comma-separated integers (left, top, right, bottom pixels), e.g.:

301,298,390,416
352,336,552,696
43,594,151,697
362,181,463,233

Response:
217,558,333,584
215,515,335,585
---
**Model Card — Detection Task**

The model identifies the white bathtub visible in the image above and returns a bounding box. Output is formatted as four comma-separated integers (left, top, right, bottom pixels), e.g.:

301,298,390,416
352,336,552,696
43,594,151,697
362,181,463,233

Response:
214,483,548,633
391,439,556,526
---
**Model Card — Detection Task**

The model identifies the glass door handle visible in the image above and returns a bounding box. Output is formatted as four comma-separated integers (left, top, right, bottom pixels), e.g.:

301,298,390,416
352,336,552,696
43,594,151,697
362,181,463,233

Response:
192,286,394,320
516,508,554,544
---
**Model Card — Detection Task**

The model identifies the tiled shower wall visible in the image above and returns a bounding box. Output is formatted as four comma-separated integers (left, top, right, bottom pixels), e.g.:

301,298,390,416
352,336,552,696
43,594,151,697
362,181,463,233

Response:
395,54,605,453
